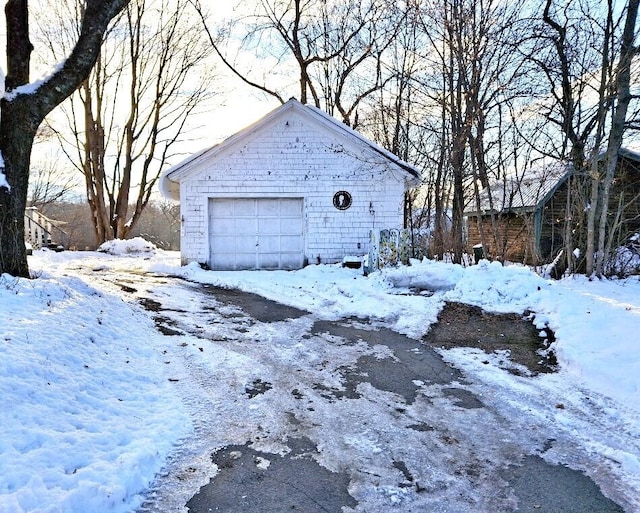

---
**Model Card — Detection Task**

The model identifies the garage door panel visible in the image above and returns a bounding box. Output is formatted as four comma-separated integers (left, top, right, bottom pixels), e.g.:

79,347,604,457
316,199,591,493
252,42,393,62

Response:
210,233,233,247
233,198,257,215
235,218,257,234
257,199,280,216
258,218,281,234
235,254,257,269
210,200,235,217
210,221,236,235
210,234,234,248
234,235,256,252
280,235,304,251
257,253,281,268
280,254,303,269
257,236,280,252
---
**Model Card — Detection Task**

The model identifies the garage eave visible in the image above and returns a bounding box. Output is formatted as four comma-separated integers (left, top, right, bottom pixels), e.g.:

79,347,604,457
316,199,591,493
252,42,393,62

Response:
159,173,180,201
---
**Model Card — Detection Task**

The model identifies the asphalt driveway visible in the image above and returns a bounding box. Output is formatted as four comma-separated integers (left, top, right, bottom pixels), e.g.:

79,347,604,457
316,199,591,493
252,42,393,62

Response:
123,278,626,513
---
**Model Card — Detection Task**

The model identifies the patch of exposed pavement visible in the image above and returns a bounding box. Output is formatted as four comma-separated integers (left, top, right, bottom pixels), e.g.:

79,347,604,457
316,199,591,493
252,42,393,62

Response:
427,301,558,375
186,438,357,513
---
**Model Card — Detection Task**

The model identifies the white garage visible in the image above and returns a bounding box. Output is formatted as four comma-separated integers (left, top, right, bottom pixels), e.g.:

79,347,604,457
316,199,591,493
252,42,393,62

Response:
160,98,420,270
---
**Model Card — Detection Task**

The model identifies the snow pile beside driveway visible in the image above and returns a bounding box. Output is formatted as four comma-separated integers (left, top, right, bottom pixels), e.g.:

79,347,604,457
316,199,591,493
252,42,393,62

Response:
171,260,445,339
532,275,640,410
98,237,158,255
166,256,640,412
381,259,465,291
442,259,550,312
0,269,189,513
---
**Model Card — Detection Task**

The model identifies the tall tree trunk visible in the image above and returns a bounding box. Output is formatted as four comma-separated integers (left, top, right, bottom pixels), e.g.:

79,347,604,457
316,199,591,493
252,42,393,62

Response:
0,0,131,276
585,1,614,276
595,0,639,277
0,98,37,278
451,164,465,263
563,175,574,274
1,0,35,278
82,80,114,245
585,158,601,276
433,144,446,260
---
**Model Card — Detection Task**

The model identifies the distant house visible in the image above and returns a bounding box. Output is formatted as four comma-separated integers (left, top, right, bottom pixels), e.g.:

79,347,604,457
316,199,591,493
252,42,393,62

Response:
24,207,69,251
465,148,640,265
160,99,421,270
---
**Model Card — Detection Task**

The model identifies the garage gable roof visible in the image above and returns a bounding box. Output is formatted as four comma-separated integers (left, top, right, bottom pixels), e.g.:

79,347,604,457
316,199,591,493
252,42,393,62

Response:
161,98,421,200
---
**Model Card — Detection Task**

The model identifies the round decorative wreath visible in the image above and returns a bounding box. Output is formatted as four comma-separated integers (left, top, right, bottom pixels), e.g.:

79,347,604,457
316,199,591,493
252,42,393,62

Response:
333,191,352,210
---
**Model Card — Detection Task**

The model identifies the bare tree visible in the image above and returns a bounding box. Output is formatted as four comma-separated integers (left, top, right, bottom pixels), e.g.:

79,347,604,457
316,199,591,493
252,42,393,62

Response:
26,124,79,210
343,0,535,264
43,201,95,250
28,156,79,210
193,0,402,126
0,0,130,277
129,199,180,249
42,0,214,245
530,0,639,276
534,0,610,274
595,0,639,276
402,0,532,264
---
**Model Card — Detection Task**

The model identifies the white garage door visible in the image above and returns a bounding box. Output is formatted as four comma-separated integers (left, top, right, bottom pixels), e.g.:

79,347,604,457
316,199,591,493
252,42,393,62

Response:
209,198,305,270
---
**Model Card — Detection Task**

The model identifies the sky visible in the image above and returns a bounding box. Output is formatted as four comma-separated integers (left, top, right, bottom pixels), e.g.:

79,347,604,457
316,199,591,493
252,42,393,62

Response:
1,240,639,512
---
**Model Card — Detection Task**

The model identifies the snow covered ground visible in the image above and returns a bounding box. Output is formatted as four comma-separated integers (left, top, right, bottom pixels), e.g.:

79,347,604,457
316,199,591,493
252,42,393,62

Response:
1,240,639,512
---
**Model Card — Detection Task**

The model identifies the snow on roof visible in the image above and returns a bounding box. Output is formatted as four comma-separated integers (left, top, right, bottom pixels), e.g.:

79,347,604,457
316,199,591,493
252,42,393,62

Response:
619,146,640,162
467,147,640,216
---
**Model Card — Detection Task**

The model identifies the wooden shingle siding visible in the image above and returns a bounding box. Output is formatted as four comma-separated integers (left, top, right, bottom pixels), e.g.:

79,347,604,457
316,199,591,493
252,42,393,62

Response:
467,213,536,264
538,181,568,261
614,156,640,239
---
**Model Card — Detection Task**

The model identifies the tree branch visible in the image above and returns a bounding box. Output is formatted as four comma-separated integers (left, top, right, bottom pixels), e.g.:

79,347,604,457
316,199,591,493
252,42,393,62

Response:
189,0,285,104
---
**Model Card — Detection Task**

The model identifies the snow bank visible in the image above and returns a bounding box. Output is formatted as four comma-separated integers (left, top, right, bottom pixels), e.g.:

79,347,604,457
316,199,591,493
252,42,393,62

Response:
0,271,189,512
98,237,157,255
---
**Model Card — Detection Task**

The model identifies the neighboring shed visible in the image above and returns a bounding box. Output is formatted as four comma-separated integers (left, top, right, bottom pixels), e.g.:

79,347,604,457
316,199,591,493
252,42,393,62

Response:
161,99,421,270
465,148,640,265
